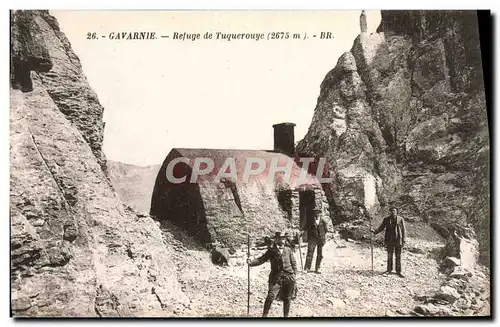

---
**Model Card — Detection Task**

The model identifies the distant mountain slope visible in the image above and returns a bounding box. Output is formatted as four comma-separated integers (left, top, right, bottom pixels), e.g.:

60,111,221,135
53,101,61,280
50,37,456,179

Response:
107,160,161,213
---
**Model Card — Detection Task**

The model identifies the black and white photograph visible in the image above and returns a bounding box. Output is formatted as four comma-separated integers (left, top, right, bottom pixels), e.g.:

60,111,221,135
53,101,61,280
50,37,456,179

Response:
9,8,492,318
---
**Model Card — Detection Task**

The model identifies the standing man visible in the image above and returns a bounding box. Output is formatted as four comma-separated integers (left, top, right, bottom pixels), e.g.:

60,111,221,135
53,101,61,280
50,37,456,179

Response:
247,232,297,317
372,207,406,278
303,209,327,274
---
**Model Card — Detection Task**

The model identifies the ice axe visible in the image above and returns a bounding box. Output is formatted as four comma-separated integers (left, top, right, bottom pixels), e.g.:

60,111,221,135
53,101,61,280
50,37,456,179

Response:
369,210,374,276
361,205,374,276
352,201,374,275
246,233,251,315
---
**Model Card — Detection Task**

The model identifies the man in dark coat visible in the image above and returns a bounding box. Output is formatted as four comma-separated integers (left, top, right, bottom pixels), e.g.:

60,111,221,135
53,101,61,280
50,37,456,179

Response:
247,232,297,317
303,209,328,273
372,207,406,278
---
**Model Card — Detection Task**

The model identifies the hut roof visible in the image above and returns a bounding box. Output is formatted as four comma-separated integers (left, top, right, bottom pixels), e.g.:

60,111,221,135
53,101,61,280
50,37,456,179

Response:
168,148,322,187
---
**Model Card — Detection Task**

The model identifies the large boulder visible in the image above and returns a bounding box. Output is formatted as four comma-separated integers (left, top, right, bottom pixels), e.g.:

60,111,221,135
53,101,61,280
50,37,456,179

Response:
435,286,460,303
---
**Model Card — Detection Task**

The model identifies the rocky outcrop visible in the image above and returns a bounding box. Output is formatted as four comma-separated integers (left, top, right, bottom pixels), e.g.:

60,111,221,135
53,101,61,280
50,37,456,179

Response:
10,10,187,316
297,10,489,265
410,224,489,316
11,10,107,173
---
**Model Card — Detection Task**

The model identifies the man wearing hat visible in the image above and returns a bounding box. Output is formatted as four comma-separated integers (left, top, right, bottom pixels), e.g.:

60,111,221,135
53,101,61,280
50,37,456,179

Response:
371,206,406,278
303,208,328,273
247,232,297,317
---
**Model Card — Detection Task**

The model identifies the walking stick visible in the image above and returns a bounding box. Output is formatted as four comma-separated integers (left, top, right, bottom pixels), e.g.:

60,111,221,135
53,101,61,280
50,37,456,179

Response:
247,233,251,315
296,232,304,270
368,210,374,276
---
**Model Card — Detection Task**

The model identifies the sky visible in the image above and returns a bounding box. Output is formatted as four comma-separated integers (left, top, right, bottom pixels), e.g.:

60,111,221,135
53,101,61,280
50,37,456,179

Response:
52,10,381,166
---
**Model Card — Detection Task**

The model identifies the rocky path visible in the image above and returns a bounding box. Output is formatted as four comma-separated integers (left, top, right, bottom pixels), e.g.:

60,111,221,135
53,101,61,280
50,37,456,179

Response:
167,238,457,317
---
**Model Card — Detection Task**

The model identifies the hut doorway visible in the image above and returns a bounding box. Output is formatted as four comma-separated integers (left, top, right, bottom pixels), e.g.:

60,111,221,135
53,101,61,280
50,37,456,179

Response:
277,188,293,221
299,189,315,231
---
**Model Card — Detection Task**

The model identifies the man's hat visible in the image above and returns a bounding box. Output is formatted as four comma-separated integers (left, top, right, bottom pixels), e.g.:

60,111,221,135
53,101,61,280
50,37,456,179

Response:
274,232,282,239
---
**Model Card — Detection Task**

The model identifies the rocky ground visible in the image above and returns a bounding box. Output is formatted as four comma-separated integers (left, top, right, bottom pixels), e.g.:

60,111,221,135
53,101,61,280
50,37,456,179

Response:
157,229,490,318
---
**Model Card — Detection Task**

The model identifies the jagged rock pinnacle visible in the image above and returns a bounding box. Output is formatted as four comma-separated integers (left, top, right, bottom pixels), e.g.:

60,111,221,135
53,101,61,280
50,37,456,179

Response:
360,10,367,33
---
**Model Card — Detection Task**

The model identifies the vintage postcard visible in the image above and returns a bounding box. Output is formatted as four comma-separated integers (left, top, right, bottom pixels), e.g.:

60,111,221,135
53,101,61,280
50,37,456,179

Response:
10,9,491,318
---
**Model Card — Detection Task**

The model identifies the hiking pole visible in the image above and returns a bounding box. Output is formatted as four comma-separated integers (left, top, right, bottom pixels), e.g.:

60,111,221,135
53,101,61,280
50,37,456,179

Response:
368,209,374,276
296,231,304,270
247,233,251,315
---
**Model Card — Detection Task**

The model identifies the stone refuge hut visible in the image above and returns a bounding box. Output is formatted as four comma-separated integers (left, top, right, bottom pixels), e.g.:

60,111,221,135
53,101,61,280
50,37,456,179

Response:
150,123,332,247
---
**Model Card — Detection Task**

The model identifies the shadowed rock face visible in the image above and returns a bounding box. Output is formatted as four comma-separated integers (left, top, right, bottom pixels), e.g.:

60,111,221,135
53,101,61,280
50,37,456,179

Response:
10,11,52,92
10,10,187,317
297,10,489,265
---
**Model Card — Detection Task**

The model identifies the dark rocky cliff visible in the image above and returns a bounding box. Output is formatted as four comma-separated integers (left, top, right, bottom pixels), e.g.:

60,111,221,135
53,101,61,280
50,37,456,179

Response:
10,10,187,316
297,10,489,265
